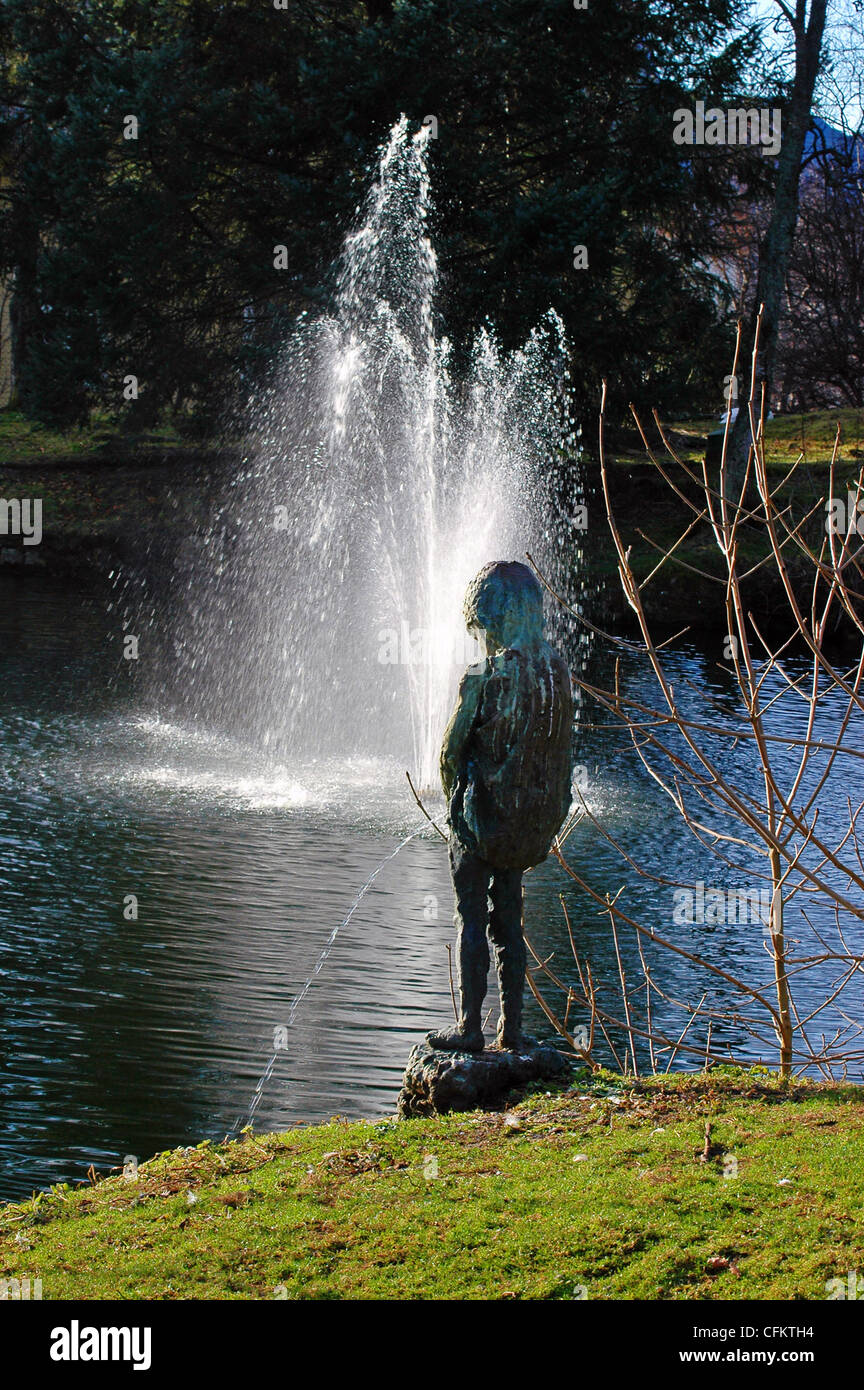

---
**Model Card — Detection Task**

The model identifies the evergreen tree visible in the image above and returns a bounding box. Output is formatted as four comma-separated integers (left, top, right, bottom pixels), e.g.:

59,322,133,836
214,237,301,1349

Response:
0,0,766,430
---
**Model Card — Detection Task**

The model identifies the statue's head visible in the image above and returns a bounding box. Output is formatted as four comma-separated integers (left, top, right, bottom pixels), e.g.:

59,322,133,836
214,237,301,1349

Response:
463,561,545,652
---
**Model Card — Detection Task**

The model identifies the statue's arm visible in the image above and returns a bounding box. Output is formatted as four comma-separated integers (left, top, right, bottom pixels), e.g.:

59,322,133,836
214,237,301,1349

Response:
440,666,485,799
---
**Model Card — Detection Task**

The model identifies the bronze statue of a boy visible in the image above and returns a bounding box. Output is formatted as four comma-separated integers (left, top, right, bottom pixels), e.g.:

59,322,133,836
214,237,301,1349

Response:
429,560,574,1053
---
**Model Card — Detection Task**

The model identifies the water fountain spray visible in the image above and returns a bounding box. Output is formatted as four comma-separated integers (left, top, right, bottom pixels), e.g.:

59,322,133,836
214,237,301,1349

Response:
167,116,578,790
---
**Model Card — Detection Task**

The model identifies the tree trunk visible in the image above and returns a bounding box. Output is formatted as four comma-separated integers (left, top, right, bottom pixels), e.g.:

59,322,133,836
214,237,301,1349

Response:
769,850,793,1076
728,0,828,484
365,0,394,22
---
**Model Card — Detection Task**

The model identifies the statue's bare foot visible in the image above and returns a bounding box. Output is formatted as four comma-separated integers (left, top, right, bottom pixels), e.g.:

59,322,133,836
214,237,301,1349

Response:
495,1030,540,1052
427,1027,485,1053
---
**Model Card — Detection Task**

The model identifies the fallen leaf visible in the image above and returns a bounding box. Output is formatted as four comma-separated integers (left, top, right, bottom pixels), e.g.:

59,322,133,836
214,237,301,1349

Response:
215,1190,249,1208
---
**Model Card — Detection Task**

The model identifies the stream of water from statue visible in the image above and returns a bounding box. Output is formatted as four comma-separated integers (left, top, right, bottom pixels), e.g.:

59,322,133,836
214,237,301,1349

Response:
231,820,430,1138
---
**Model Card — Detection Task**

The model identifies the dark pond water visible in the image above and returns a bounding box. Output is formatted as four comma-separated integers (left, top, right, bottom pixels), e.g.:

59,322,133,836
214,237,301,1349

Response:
1,574,862,1201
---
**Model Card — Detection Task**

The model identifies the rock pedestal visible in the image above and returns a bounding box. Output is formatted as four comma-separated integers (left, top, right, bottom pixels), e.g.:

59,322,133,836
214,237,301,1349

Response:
397,1036,570,1117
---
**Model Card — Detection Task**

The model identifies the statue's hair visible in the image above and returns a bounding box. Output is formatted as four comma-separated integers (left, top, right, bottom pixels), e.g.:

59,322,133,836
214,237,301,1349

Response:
463,560,544,646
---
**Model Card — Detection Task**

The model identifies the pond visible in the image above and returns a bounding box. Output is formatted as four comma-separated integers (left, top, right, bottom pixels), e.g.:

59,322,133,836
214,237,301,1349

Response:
1,572,862,1202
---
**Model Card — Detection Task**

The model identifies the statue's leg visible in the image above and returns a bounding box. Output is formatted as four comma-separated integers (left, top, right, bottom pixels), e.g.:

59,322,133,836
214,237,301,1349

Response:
489,869,536,1050
428,840,490,1052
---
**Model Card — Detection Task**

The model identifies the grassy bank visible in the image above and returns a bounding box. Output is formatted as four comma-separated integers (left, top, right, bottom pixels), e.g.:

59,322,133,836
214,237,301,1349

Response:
592,406,864,632
638,407,864,472
0,409,195,467
2,1070,864,1301
3,404,862,472
0,409,230,573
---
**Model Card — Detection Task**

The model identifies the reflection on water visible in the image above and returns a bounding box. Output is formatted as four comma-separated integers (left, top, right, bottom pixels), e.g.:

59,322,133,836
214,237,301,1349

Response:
1,576,863,1201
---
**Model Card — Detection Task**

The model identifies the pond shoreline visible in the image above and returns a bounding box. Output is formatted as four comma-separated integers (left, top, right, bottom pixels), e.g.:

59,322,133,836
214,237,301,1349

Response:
2,1069,863,1300
4,403,861,638
0,446,753,635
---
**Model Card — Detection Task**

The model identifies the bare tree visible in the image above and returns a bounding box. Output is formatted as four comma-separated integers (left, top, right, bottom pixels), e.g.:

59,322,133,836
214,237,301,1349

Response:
728,0,829,480
780,155,864,407
530,318,864,1079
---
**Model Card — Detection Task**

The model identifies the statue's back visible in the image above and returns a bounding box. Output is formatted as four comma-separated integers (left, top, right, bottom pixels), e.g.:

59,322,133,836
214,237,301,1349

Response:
451,642,574,871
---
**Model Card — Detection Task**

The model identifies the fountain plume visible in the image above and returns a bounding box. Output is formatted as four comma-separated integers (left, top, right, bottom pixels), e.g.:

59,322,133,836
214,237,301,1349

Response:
168,116,579,790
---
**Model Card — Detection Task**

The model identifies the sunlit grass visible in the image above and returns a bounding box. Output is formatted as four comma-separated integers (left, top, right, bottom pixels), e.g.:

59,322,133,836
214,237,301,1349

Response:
2,1070,863,1301
0,408,194,466
671,407,864,472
